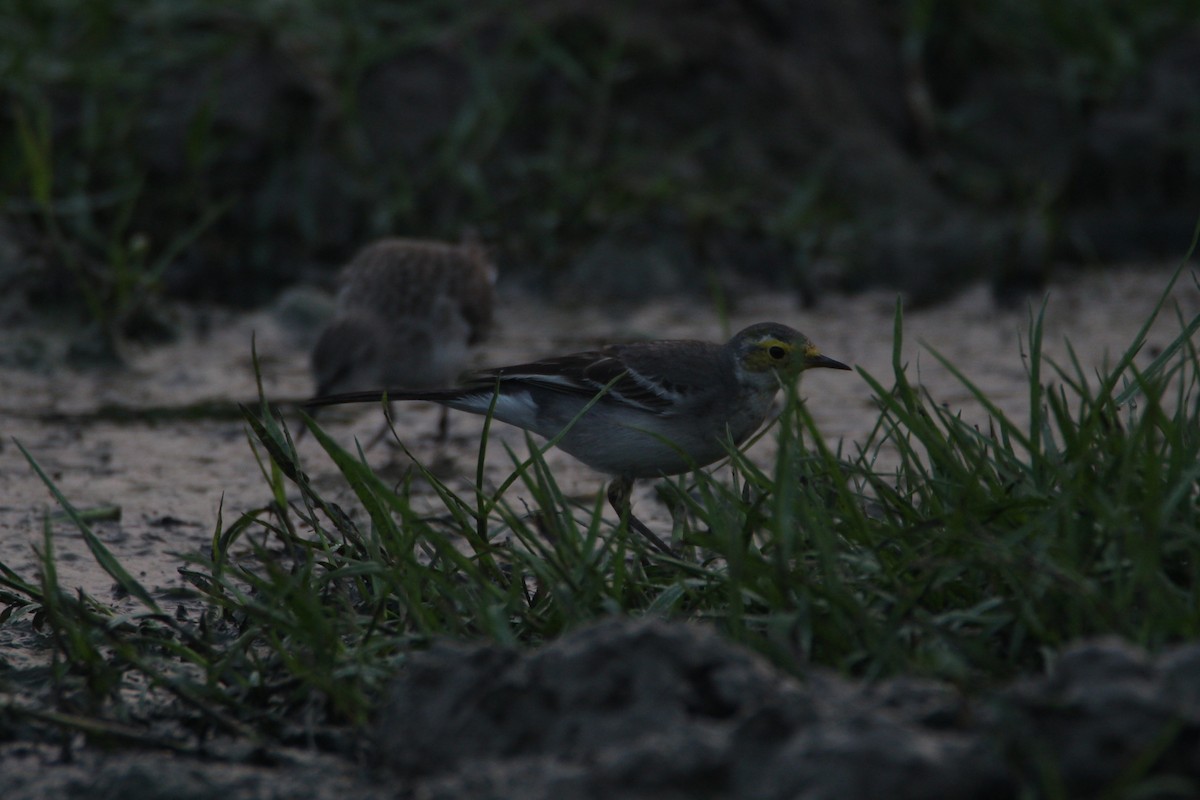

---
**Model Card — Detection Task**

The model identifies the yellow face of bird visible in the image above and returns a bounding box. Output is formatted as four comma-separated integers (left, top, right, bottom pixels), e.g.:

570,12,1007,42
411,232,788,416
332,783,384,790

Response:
741,333,809,374
736,325,851,376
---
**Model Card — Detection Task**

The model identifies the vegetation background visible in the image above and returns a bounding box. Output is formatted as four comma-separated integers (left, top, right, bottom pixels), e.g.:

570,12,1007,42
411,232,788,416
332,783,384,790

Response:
2,0,1198,339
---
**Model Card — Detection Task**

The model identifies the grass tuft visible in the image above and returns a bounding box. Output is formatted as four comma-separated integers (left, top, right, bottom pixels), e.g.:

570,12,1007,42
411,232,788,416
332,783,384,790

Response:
3,261,1200,753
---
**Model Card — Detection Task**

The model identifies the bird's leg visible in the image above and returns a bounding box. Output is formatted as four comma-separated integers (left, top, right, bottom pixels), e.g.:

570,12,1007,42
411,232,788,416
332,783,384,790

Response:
293,414,311,442
436,406,451,443
606,476,673,554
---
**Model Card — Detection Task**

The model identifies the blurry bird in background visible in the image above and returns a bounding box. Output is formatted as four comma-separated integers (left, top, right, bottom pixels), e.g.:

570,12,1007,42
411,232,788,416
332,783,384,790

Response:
310,236,497,441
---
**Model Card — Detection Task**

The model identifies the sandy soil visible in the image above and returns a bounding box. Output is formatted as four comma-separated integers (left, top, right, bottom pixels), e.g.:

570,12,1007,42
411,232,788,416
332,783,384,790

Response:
1,264,1196,625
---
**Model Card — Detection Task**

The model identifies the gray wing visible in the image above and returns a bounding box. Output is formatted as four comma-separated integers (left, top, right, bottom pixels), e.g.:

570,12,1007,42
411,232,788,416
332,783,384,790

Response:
468,341,719,414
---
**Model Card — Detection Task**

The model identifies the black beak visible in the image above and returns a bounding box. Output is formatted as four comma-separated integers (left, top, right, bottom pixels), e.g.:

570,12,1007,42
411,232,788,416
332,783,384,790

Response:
806,354,852,371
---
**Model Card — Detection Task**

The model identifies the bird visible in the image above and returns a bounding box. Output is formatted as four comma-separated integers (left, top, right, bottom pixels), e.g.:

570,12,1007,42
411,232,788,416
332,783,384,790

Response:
306,322,851,552
310,236,496,440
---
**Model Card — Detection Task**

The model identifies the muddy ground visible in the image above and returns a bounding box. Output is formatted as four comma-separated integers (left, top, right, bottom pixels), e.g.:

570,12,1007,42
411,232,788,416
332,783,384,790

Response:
1,265,1198,797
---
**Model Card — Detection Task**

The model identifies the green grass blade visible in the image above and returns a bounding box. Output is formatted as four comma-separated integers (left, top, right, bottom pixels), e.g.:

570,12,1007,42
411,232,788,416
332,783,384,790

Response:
15,439,162,615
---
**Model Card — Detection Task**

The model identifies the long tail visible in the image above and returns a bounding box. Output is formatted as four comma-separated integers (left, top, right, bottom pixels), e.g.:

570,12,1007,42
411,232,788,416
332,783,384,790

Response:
304,388,459,408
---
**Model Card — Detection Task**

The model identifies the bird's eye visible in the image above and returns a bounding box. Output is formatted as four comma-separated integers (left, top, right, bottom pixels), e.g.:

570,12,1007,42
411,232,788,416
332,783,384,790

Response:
768,345,787,360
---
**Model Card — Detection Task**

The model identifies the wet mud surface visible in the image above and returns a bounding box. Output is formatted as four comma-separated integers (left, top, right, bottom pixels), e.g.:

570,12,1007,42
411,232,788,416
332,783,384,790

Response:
2,265,1198,796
